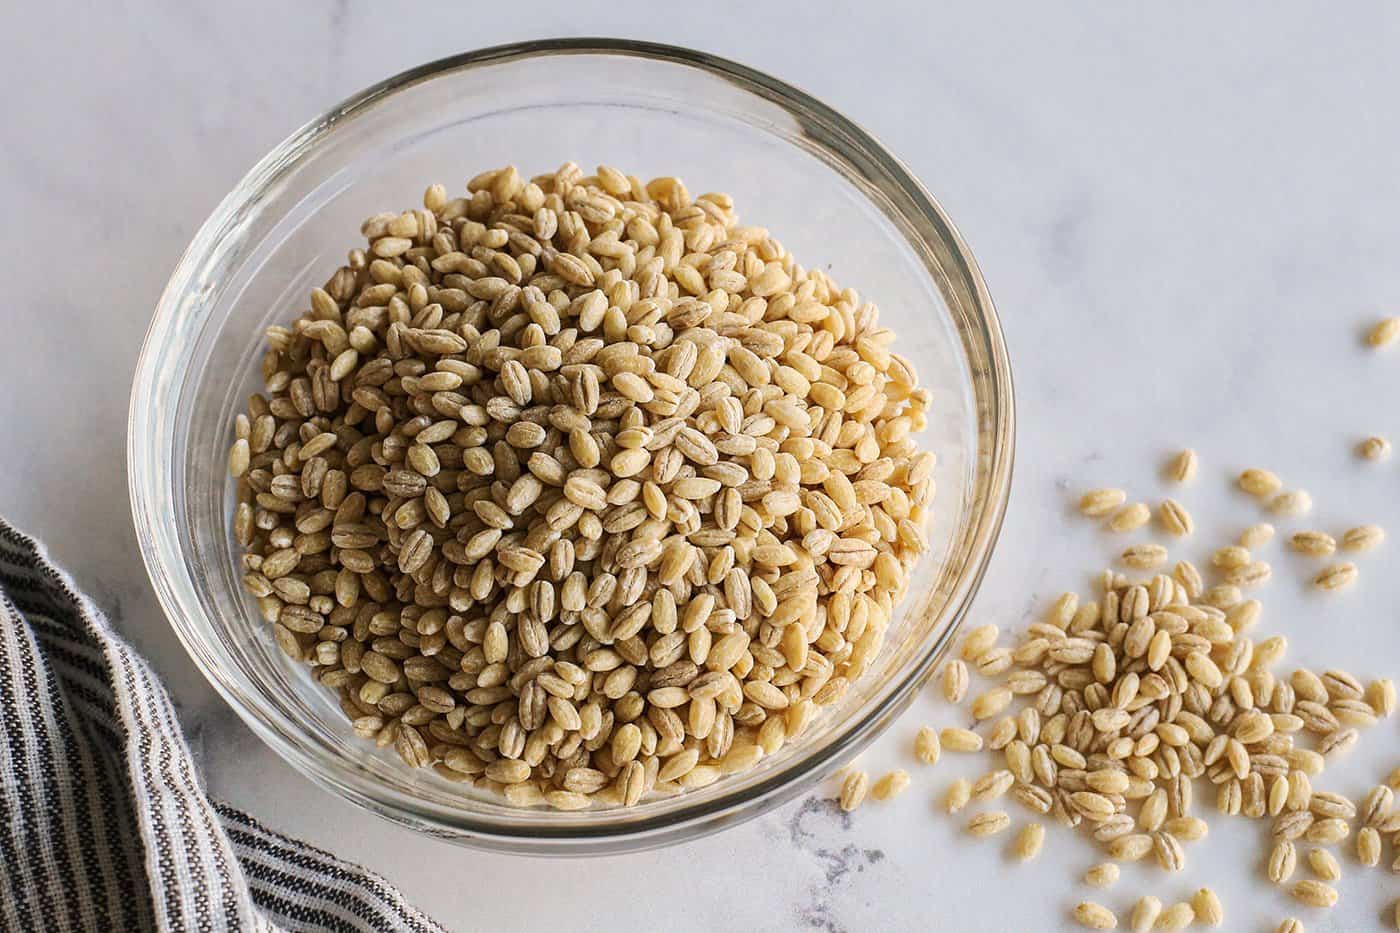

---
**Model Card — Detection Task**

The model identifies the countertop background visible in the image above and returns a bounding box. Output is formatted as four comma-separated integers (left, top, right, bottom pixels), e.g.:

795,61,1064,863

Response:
5,3,1400,930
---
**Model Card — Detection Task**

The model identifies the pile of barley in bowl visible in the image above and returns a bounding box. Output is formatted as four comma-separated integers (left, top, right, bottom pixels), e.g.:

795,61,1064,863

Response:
227,163,937,810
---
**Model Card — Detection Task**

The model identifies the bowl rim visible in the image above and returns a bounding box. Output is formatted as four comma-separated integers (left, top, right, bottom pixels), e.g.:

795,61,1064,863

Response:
128,36,1014,852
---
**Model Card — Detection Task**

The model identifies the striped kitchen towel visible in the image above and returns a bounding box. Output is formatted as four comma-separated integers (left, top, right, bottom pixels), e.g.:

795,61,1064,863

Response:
0,517,445,933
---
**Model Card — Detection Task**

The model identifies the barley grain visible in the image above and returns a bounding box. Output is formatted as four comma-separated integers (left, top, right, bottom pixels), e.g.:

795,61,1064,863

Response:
1166,449,1198,483
1270,490,1313,517
1241,523,1275,548
1157,500,1193,536
1341,524,1384,552
1289,532,1335,557
1129,896,1161,933
871,769,910,801
839,770,870,812
1289,880,1337,909
1313,563,1357,591
1191,888,1223,927
1358,436,1392,461
941,728,983,753
914,727,941,765
1071,902,1117,929
1083,862,1119,887
1012,822,1045,860
966,810,1011,837
946,778,972,814
1306,847,1339,881
1368,316,1400,348
1108,503,1151,533
1081,488,1128,517
1239,469,1283,498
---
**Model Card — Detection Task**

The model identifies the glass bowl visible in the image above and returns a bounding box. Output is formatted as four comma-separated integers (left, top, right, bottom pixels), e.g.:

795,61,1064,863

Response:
128,38,1013,855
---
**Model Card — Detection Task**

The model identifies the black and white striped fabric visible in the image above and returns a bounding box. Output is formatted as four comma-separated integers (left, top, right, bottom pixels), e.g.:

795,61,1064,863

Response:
0,517,445,933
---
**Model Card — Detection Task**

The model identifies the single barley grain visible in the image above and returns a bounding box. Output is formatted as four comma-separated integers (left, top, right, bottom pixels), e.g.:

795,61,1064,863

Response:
972,769,1014,801
960,623,1000,661
871,769,910,801
1313,563,1358,591
1341,524,1384,552
1358,436,1392,461
941,727,983,753
946,778,972,814
1239,468,1283,498
1358,826,1382,866
1269,840,1297,883
1191,888,1223,927
1108,502,1151,533
1270,490,1313,517
1129,896,1161,933
1368,316,1400,348
914,727,941,765
1122,543,1169,568
1306,847,1339,881
1241,523,1275,548
1289,532,1336,557
1013,822,1045,861
1290,880,1338,909
966,810,1011,837
1157,500,1193,536
1083,862,1119,887
971,686,1013,720
943,660,970,704
839,770,870,812
1072,902,1117,929
1277,920,1303,933
1080,488,1128,517
1167,449,1198,483
1212,545,1252,569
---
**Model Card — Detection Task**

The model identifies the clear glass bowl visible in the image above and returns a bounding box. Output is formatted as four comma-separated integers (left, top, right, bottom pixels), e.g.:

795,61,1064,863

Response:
128,39,1013,854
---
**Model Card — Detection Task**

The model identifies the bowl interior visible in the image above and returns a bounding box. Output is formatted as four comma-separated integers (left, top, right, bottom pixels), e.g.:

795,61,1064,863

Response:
132,42,1010,852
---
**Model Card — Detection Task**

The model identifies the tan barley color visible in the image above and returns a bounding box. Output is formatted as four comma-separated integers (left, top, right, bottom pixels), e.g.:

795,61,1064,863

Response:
1368,316,1400,348
1156,903,1194,931
1080,488,1127,517
1239,468,1283,498
1357,436,1392,461
1341,524,1384,552
1107,502,1151,533
966,810,1010,837
1083,862,1119,887
228,163,939,810
1290,880,1337,908
839,770,870,812
1313,563,1358,591
1289,532,1335,557
1277,920,1303,933
1270,490,1313,517
941,727,983,753
1013,822,1044,860
945,778,972,814
1072,902,1117,929
1157,500,1193,536
1240,523,1275,549
914,726,941,765
1129,896,1161,933
871,769,910,801
1191,888,1223,927
1166,449,1198,483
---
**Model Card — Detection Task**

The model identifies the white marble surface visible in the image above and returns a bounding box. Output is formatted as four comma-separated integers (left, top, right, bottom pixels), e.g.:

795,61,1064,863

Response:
5,3,1400,930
